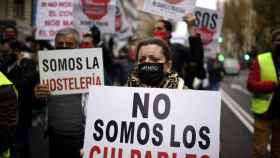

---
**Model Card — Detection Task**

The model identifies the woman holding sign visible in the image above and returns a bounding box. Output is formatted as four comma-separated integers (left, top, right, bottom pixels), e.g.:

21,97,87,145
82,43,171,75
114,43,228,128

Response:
127,38,185,89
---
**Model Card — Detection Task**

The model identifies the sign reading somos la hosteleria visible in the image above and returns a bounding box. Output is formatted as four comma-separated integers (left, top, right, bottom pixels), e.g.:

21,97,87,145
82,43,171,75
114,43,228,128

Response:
83,86,221,158
38,48,104,95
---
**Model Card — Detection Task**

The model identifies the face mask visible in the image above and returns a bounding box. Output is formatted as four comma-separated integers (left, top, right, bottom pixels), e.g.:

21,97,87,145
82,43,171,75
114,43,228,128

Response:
4,32,16,40
79,42,92,48
55,46,72,50
138,63,164,86
153,30,169,40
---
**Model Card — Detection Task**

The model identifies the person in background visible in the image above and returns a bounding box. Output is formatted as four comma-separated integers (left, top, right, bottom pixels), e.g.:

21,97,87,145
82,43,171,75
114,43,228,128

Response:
79,33,94,48
0,37,37,158
127,38,185,89
80,26,114,85
25,36,54,64
2,25,17,43
89,25,114,85
0,25,18,54
152,14,205,89
206,57,224,91
0,25,18,56
247,28,280,158
34,28,84,158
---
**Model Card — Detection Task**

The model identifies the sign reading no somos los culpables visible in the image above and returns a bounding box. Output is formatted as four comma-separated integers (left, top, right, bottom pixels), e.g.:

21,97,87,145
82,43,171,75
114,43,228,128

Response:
83,86,221,158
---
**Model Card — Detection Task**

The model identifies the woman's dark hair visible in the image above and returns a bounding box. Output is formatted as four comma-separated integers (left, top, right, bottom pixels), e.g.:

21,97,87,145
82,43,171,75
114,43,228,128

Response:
158,19,173,39
136,38,172,62
158,19,173,32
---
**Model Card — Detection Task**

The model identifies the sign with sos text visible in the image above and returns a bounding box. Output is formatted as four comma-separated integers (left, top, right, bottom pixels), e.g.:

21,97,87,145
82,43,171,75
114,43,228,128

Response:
194,7,224,57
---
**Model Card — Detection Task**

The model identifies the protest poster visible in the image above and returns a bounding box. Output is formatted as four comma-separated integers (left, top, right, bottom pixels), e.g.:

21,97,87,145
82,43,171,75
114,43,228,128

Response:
35,0,74,40
142,0,197,20
115,0,133,40
38,48,104,95
73,0,117,34
194,7,224,57
83,86,221,158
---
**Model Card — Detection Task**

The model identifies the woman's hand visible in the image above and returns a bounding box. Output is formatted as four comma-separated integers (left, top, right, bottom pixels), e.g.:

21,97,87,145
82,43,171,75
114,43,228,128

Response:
183,13,197,37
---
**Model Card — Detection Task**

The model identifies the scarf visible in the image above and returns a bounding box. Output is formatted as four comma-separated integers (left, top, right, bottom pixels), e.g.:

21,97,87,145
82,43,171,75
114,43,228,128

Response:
127,69,181,89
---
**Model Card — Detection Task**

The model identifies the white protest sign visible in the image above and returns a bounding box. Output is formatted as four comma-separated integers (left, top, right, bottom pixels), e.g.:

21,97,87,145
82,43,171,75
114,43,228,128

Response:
84,86,221,158
35,0,74,40
142,0,197,20
38,48,104,95
115,0,133,40
73,0,116,34
194,7,224,57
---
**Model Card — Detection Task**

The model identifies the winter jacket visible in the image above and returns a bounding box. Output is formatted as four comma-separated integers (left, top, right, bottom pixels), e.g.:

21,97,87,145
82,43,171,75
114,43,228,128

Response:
47,94,84,136
5,58,37,137
170,35,205,88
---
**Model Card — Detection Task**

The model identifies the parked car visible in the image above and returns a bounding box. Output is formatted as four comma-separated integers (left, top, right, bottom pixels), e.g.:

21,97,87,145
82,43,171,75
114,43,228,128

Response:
223,58,240,75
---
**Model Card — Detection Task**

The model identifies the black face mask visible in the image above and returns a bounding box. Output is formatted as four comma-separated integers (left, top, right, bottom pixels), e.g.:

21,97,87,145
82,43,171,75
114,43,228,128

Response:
55,46,72,50
138,63,164,86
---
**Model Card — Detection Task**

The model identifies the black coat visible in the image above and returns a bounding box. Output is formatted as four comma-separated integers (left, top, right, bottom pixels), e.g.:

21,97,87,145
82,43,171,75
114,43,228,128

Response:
170,35,205,88
0,84,17,154
5,59,37,136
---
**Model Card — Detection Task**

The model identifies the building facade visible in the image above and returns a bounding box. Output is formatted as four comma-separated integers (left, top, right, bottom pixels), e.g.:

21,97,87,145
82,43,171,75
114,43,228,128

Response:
0,0,33,40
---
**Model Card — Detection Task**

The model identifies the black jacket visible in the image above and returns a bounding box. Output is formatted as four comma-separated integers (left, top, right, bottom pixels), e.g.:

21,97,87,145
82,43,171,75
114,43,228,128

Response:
0,84,17,154
170,35,205,88
5,59,37,135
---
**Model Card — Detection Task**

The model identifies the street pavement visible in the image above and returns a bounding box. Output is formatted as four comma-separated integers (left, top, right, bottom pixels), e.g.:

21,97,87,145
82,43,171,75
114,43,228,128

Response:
30,70,258,158
220,70,254,158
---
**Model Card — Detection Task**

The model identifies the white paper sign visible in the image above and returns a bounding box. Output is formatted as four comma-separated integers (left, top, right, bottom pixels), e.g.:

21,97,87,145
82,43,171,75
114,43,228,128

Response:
38,48,104,95
35,0,74,40
84,86,221,158
115,0,133,40
73,0,117,34
142,0,197,20
194,7,224,57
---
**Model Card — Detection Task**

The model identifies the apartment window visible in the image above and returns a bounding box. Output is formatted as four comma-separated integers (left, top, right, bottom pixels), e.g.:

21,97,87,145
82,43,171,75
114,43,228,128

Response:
14,0,25,19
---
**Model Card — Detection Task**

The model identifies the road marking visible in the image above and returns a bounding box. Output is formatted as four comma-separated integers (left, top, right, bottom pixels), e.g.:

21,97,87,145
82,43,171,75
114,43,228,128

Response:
221,88,254,124
221,88,271,152
221,89,254,133
230,84,251,96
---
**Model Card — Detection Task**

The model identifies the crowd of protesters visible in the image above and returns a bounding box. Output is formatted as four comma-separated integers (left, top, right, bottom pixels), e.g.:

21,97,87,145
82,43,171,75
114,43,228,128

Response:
0,12,235,158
